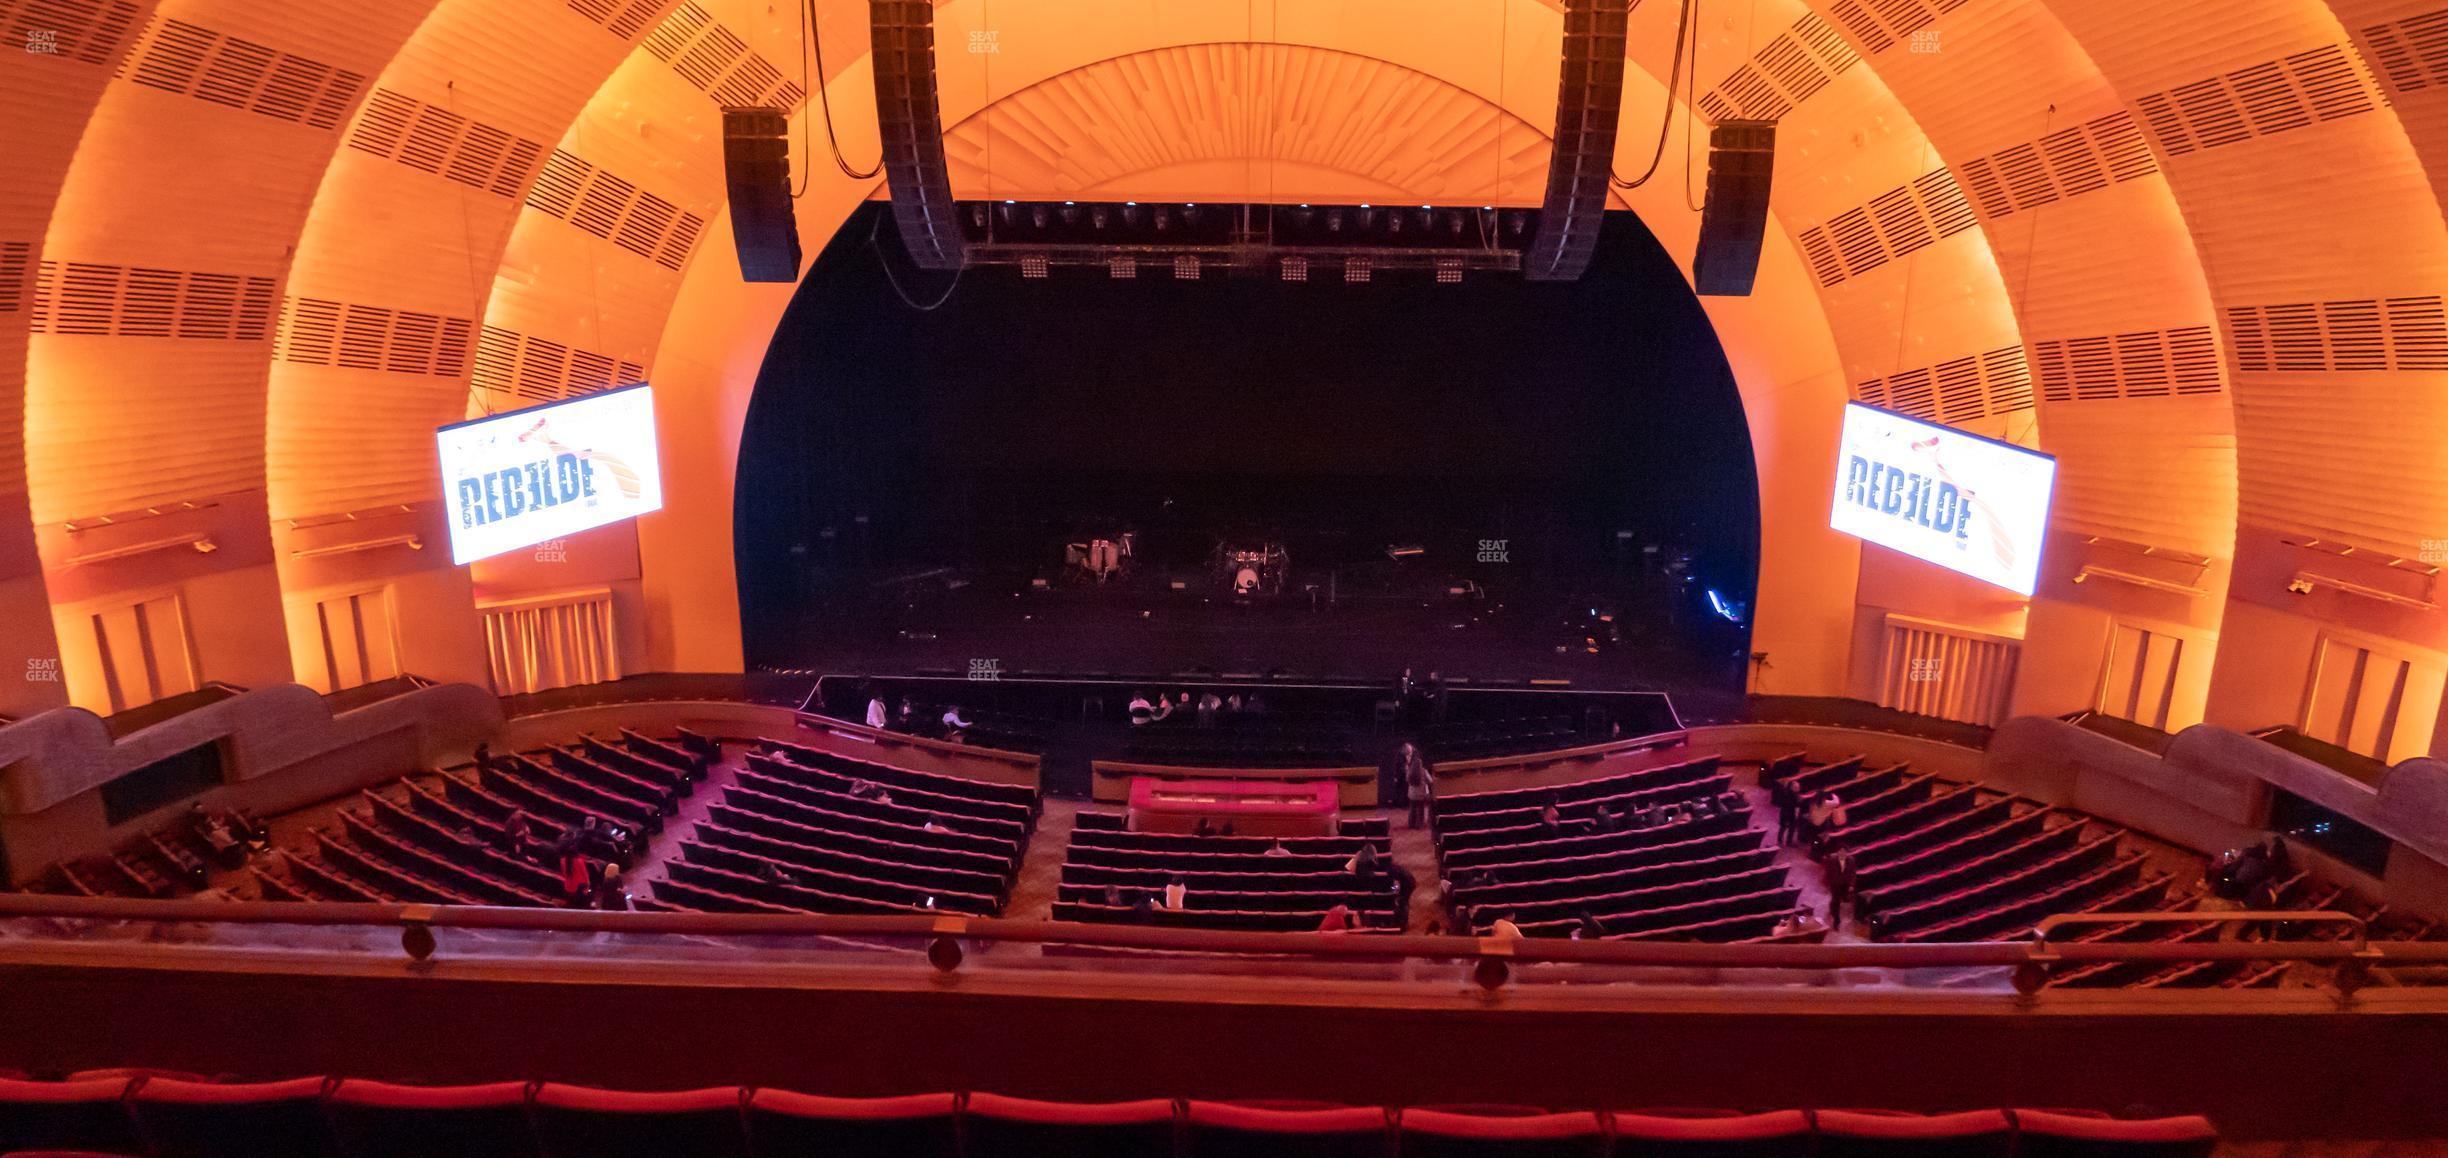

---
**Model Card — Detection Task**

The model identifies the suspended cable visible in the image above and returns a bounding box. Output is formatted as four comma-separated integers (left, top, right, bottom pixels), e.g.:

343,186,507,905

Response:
1612,0,1695,190
790,0,816,196
806,0,881,185
1682,0,1706,212
870,213,961,310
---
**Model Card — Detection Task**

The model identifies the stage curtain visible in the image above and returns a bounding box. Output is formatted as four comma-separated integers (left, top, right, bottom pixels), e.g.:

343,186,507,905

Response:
481,588,619,696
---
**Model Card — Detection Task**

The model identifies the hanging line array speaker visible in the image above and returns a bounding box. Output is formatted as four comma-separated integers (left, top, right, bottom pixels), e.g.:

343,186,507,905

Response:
1692,120,1776,296
869,0,966,271
722,106,805,283
1521,0,1631,281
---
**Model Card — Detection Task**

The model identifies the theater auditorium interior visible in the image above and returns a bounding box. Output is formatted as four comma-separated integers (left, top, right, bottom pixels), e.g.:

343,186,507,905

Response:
3,0,2448,1153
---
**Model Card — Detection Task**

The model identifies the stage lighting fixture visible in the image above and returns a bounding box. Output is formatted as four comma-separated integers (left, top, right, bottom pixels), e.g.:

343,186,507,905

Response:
1436,259,1463,284
1061,203,1081,225
1173,254,1201,280
1091,206,1109,228
1281,256,1309,282
1327,210,1344,232
1154,207,1171,231
1021,254,1049,278
971,205,988,228
1108,256,1136,279
1345,257,1372,283
1030,206,1048,228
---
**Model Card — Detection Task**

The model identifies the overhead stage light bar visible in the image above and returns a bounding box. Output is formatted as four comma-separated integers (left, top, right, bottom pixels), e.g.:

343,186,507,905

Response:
952,201,1536,278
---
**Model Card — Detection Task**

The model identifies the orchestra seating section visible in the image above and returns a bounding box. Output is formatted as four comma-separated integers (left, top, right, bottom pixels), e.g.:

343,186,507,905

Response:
13,709,2444,991
649,739,1038,916
1767,753,2173,947
252,730,721,907
1420,713,1581,762
1431,755,1802,942
29,820,227,901
1431,748,2442,969
1053,816,1403,931
0,1075,2223,1157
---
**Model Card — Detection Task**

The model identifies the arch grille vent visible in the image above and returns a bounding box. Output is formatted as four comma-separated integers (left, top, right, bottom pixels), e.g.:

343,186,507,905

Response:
2132,45,2378,157
1796,169,1977,287
117,17,364,129
567,0,672,41
2362,9,2448,93
0,242,29,315
2031,326,2223,402
521,150,708,271
1952,112,2158,220
1855,345,2033,424
2,0,144,65
276,297,476,378
2224,296,2448,372
29,260,275,340
470,325,646,403
1697,13,1858,122
346,88,545,200
640,2,804,109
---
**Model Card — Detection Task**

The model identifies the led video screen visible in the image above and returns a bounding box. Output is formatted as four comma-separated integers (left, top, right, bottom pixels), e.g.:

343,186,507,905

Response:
437,385,664,565
1830,402,2056,595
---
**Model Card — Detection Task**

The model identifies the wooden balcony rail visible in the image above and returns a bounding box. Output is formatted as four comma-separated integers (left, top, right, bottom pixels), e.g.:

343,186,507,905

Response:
6,893,2447,999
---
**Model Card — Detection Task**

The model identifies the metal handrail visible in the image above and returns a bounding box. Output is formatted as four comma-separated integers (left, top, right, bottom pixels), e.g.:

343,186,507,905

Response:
6,894,2447,980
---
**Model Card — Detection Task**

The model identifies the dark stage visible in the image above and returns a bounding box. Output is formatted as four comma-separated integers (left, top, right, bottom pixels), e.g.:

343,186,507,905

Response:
737,205,1759,696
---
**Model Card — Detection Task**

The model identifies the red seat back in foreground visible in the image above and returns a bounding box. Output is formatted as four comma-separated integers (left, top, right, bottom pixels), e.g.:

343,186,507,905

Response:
129,1077,337,1158
1610,1110,1813,1158
0,1078,144,1156
2009,1111,2219,1158
742,1090,959,1158
1812,1110,2016,1158
1184,1102,1392,1158
963,1092,1176,1158
530,1085,746,1158
324,1080,539,1158
1397,1108,1609,1158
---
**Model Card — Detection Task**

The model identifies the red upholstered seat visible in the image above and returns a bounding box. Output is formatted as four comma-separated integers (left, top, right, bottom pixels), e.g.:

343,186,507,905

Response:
2010,1111,2219,1158
742,1090,959,1158
1183,1101,1393,1158
1611,1109,1813,1157
964,1092,1177,1158
1398,1108,1609,1158
324,1080,538,1158
0,1078,144,1157
1813,1109,2015,1158
530,1084,747,1158
129,1077,337,1158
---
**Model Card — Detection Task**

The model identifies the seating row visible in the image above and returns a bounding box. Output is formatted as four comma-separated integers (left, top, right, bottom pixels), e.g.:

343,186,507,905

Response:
681,778,1026,916
733,770,1027,846
1439,813,1753,876
744,751,1034,832
761,738,1039,814
1073,812,1392,840
248,732,710,909
1497,879,1799,941
1431,757,1725,821
0,1076,2220,1158
1434,777,1737,854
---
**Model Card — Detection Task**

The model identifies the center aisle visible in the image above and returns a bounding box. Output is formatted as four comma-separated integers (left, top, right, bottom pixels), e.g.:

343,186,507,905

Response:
1003,799,1081,919
626,744,747,895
